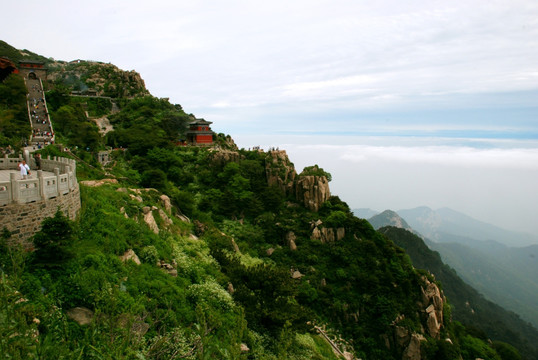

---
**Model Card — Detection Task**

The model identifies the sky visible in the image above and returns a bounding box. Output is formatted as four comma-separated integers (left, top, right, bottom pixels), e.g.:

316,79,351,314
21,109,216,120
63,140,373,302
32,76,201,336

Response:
2,0,538,239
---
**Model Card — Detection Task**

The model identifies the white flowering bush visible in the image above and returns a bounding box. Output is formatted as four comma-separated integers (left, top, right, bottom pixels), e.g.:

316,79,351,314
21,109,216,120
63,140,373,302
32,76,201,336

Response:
187,280,235,310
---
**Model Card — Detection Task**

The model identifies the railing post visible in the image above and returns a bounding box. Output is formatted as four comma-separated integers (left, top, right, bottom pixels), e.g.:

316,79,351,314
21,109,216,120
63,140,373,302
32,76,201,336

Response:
38,170,46,200
10,173,19,203
65,165,71,188
54,167,60,196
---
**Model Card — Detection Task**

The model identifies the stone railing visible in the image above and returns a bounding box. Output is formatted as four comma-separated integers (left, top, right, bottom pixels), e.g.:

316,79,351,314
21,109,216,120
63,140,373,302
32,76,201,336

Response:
0,155,78,205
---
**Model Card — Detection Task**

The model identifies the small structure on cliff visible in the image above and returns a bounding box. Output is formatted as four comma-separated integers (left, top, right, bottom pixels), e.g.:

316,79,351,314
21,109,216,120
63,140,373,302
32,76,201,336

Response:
17,59,47,80
185,118,214,146
0,153,80,245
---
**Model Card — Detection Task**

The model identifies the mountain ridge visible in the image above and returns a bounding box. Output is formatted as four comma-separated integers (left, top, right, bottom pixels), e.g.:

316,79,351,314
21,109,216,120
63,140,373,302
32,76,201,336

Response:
1,39,533,360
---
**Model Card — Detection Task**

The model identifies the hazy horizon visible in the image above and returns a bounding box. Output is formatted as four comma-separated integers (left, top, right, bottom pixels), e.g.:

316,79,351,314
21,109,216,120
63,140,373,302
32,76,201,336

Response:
2,0,538,238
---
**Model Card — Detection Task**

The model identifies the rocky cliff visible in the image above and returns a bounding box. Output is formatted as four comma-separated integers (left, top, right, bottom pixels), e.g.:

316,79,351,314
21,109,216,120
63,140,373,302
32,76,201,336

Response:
47,60,149,98
265,150,297,197
296,174,331,212
265,150,331,212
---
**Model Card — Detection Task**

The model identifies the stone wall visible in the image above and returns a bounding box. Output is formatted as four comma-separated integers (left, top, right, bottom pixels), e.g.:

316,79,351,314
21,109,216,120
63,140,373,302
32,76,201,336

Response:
0,184,80,246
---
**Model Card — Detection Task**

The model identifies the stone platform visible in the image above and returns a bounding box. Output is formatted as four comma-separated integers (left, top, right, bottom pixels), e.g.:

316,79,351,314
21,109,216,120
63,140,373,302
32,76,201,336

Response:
0,169,55,182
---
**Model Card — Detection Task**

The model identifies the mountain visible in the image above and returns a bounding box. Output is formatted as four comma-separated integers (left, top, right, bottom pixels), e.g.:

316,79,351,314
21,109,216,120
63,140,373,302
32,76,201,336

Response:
427,240,538,330
368,209,413,232
398,206,538,247
0,40,527,360
352,208,379,219
369,207,538,330
379,226,538,360
0,39,51,63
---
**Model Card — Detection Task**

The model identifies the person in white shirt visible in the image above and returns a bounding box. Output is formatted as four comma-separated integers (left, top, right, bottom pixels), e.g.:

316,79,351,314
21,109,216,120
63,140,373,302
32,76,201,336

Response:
19,160,30,179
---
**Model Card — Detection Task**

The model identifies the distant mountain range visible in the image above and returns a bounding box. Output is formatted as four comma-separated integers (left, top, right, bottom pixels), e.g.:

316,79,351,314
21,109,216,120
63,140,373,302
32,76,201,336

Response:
378,226,538,360
356,206,538,331
355,206,538,247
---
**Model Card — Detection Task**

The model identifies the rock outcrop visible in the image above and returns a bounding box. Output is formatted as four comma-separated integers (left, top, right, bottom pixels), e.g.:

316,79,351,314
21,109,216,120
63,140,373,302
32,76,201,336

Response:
311,227,345,243
265,150,297,197
421,276,445,339
402,333,426,360
120,249,141,265
210,149,242,166
47,61,149,98
66,307,94,325
295,175,330,212
286,231,297,250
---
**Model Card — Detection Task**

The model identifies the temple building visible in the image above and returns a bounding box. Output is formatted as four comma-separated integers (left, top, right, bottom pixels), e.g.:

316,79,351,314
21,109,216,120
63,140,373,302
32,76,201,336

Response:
17,60,47,79
185,118,214,145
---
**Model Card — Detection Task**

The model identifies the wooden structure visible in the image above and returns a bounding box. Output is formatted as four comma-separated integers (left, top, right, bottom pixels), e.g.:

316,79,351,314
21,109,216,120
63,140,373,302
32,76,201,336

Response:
185,118,214,145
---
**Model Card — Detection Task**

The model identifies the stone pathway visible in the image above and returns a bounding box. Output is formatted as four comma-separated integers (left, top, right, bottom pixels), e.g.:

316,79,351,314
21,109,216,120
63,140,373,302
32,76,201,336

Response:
0,169,55,182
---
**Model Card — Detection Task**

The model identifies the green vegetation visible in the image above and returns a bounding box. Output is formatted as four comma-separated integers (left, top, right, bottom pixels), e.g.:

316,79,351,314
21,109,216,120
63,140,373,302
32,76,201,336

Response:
0,40,51,64
379,226,538,359
299,165,332,181
0,74,31,148
0,41,532,358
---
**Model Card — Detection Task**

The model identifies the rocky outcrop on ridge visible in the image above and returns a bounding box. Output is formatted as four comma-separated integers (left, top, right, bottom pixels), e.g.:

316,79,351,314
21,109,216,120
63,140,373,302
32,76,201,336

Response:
210,149,243,166
296,175,331,212
265,150,331,212
47,61,149,98
265,150,297,197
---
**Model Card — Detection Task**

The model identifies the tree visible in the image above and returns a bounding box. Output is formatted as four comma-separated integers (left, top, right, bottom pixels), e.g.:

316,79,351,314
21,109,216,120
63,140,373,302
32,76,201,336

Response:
31,210,74,269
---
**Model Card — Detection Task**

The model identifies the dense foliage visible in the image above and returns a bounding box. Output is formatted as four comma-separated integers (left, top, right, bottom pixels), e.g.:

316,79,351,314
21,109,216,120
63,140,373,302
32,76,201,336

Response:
0,74,31,147
0,41,532,358
379,226,537,359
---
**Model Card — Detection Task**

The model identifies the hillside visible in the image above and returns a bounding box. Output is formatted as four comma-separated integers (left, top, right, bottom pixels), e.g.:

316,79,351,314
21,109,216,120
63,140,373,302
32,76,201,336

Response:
397,206,538,247
0,40,530,359
379,226,538,360
388,207,538,329
368,210,414,232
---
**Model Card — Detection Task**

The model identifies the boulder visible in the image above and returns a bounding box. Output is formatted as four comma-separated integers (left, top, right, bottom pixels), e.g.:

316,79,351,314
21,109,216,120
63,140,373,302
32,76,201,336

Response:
295,175,330,212
176,214,190,223
291,270,303,279
321,227,335,243
66,307,94,325
143,209,159,234
80,179,118,187
159,194,172,213
336,227,345,241
158,209,173,226
240,343,250,352
265,150,297,196
402,333,425,360
427,311,441,339
120,249,141,265
311,227,321,240
266,247,275,256
286,231,297,251
394,326,411,349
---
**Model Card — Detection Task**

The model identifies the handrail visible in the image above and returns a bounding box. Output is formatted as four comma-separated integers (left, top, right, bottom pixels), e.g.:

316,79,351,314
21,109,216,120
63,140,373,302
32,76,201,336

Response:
0,155,78,205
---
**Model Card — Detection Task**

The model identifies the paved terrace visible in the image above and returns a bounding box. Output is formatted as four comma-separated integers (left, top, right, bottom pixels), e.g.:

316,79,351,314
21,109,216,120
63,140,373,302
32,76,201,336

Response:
0,155,77,205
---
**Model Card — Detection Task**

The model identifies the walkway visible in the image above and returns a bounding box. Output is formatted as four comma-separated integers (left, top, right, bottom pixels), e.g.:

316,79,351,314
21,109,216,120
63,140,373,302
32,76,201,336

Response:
25,77,54,148
0,169,55,182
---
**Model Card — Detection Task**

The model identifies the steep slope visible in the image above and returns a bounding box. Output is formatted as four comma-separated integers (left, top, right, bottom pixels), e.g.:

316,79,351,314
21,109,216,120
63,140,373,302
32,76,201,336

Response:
352,208,379,219
0,40,523,359
428,240,538,330
379,226,538,359
368,209,414,232
398,206,538,247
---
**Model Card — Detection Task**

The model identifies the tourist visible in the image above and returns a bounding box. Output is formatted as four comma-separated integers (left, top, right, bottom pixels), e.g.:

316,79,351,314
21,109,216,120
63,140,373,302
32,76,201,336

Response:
35,153,42,170
19,160,30,180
